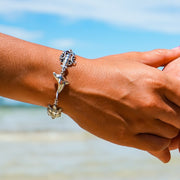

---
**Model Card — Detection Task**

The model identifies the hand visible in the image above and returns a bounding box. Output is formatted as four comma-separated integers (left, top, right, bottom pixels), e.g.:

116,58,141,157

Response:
163,57,180,151
63,48,180,163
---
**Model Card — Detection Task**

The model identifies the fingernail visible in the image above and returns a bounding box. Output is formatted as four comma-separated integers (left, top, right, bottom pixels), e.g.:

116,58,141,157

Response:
172,46,180,50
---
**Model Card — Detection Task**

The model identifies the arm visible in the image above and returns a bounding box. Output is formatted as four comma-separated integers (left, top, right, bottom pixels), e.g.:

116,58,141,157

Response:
1,33,180,163
0,33,85,108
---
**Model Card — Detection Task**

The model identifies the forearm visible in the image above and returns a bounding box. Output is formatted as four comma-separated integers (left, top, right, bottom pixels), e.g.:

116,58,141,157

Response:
0,33,85,110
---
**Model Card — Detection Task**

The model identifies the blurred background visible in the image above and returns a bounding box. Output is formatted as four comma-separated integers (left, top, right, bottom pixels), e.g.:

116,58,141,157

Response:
0,0,180,179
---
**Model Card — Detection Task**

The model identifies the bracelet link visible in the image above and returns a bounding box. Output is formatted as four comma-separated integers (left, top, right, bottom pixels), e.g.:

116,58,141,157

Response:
47,49,76,119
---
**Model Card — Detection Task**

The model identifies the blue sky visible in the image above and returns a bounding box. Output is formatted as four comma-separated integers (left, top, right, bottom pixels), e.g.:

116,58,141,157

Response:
0,0,180,104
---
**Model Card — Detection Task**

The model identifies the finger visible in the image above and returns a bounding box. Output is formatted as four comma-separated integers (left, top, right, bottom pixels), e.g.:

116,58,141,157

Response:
149,148,171,163
139,119,179,139
153,120,179,139
155,97,180,129
140,47,180,67
163,60,180,108
162,75,180,112
136,133,170,152
132,116,179,139
169,132,180,150
105,48,180,67
163,57,180,80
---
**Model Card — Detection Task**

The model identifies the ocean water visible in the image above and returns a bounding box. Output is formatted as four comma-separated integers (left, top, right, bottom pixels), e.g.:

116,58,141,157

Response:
0,106,179,180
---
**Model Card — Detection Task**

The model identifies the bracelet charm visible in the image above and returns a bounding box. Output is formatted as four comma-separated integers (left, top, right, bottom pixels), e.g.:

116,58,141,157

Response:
47,49,76,119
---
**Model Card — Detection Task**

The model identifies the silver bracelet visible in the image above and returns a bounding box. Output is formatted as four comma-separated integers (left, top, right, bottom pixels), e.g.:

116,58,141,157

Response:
47,49,76,119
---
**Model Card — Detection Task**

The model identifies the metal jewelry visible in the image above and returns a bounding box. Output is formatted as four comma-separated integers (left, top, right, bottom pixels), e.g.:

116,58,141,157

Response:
47,49,76,119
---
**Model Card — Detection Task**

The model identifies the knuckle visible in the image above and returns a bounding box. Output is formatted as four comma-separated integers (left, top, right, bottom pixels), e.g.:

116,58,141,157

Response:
164,106,176,116
154,49,166,57
152,73,166,89
150,139,170,152
142,49,165,59
150,146,163,152
145,71,166,90
163,107,180,129
154,49,167,65
167,128,179,139
154,78,165,89
142,97,157,109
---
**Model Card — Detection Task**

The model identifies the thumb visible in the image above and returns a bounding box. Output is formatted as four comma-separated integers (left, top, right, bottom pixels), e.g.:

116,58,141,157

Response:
140,47,180,67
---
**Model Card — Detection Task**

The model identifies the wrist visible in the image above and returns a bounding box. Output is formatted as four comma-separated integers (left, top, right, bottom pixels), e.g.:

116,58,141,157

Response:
58,54,90,115
24,45,89,117
41,48,90,117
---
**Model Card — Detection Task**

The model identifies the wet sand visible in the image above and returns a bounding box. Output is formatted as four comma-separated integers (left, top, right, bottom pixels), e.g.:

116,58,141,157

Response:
0,107,180,180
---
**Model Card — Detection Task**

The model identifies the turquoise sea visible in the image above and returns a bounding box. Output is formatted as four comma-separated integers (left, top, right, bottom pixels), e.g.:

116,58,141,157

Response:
0,106,179,180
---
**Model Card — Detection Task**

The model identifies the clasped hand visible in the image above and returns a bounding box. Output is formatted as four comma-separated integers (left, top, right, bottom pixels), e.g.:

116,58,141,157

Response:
66,47,180,163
